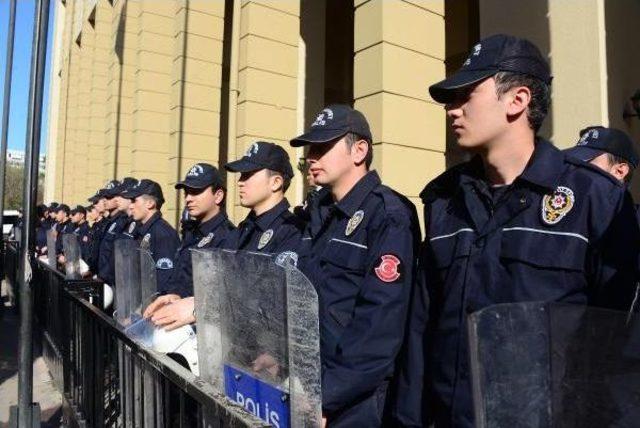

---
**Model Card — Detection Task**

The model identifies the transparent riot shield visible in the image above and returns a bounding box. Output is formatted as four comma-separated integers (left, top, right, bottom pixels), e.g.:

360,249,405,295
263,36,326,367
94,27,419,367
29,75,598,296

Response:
114,239,141,326
62,233,81,279
193,249,322,427
468,302,640,428
46,229,56,267
138,248,158,316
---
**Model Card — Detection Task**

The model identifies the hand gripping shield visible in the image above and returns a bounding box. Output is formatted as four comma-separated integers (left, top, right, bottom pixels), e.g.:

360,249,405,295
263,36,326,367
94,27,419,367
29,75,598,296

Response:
192,249,322,428
468,302,640,428
62,233,81,279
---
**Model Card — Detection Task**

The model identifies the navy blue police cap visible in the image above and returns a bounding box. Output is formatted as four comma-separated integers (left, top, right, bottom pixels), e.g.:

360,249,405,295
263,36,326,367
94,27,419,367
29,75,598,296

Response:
55,204,70,215
225,141,294,179
564,126,639,168
429,34,552,104
290,104,372,147
175,163,224,190
48,202,59,210
114,177,139,197
122,179,165,204
70,205,86,216
101,179,122,198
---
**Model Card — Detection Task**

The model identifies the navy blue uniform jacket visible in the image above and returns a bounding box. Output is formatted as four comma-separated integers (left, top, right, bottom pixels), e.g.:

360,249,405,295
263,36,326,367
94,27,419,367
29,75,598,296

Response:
169,212,235,298
133,212,180,295
300,171,421,420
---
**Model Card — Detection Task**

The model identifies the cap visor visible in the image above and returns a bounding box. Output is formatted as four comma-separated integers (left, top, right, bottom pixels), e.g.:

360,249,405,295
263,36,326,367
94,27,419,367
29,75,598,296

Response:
429,69,496,103
174,180,209,190
563,146,604,163
224,159,263,173
290,128,348,147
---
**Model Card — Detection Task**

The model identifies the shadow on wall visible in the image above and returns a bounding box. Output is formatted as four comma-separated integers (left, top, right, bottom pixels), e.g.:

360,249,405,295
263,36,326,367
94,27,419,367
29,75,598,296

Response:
605,0,640,201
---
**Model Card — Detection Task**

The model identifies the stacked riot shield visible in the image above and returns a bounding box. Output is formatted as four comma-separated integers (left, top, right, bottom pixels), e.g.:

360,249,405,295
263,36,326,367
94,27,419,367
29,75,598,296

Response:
45,229,56,267
62,233,80,279
193,249,322,428
468,302,640,427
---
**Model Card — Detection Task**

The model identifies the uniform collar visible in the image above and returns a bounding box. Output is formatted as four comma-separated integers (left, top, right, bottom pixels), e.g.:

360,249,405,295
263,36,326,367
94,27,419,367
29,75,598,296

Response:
459,139,563,192
335,171,381,217
198,211,229,236
249,198,290,231
136,211,161,236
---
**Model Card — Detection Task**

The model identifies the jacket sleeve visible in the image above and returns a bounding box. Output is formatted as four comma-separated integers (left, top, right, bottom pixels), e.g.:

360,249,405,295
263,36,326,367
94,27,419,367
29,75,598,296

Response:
152,226,181,295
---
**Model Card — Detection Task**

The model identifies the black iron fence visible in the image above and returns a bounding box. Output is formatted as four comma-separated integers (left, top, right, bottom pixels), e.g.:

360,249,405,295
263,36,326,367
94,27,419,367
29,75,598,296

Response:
3,241,267,427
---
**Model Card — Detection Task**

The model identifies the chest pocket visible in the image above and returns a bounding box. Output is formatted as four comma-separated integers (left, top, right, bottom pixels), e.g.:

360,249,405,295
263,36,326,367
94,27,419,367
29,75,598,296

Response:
429,230,475,269
500,228,587,271
320,238,368,273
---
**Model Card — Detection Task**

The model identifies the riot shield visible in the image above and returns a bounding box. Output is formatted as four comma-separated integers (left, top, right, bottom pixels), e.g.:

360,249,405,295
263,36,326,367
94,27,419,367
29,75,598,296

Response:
62,233,81,279
193,249,322,427
114,239,141,326
46,229,56,267
468,302,640,428
138,248,158,316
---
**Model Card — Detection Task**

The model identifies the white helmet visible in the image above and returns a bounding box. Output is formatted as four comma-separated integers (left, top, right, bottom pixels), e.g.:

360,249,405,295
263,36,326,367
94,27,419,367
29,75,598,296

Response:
102,283,114,310
152,325,199,376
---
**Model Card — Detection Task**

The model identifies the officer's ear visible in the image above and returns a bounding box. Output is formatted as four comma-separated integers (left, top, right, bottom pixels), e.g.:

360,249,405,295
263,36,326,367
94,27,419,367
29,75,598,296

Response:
611,162,631,182
505,85,531,119
350,138,369,167
213,188,225,205
269,172,284,193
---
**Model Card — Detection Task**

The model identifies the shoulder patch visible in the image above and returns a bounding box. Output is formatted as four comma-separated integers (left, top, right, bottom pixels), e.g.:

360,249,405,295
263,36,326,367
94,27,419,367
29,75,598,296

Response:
373,254,403,283
156,258,174,270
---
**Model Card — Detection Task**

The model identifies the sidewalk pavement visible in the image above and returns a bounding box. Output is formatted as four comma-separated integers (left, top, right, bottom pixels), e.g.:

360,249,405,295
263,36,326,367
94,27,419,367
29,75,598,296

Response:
0,280,63,427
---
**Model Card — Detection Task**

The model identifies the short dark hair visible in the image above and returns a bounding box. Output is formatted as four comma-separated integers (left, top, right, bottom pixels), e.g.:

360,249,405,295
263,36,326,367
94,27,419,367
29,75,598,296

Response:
267,169,291,192
345,132,373,169
140,194,164,210
606,153,635,183
494,71,550,132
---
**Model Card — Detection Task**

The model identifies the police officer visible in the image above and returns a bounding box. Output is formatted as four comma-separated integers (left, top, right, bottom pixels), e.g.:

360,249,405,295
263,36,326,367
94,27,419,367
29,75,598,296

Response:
35,204,49,255
143,163,235,328
70,205,91,262
224,141,304,253
97,177,137,286
290,104,420,427
395,34,640,427
564,126,638,184
148,145,304,331
54,204,74,256
86,187,110,274
122,179,180,295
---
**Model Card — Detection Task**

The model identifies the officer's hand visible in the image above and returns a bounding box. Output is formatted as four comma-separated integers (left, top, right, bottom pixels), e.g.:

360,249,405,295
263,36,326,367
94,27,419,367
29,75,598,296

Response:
143,294,180,318
151,297,195,331
252,353,279,378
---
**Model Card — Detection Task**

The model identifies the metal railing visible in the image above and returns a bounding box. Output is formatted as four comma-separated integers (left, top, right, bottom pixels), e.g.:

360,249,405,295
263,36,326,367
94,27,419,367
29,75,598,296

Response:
2,242,267,428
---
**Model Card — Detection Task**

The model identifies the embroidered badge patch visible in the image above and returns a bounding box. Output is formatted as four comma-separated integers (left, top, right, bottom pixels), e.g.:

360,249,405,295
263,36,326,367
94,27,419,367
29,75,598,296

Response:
345,210,364,236
128,222,136,234
258,229,274,250
275,251,298,267
108,223,117,234
374,254,402,283
156,258,174,269
542,186,575,225
141,233,151,249
197,232,214,248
